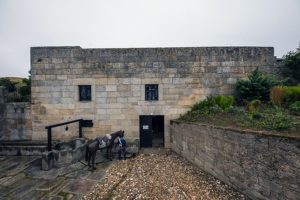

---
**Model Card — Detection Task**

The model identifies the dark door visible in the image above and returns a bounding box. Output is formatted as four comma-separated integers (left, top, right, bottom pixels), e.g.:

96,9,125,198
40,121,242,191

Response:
140,116,153,147
140,115,164,148
152,116,164,148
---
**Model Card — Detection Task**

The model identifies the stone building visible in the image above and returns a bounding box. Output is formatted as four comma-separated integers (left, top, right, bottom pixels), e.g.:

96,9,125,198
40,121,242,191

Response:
30,46,276,148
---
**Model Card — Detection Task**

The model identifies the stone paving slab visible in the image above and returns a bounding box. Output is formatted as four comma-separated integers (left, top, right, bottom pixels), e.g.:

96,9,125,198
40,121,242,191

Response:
0,155,115,199
0,156,40,177
65,168,91,179
62,179,98,195
41,196,63,200
0,173,25,187
1,178,42,199
0,156,6,161
25,165,60,180
43,179,71,197
21,190,47,200
36,177,65,192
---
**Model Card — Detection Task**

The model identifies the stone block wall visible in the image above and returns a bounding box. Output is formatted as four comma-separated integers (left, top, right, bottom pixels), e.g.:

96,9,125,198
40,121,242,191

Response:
0,102,32,140
31,46,276,147
171,121,300,200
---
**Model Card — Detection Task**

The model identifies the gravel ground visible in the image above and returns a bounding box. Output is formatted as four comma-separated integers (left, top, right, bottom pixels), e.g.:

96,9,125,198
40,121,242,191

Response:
83,152,247,200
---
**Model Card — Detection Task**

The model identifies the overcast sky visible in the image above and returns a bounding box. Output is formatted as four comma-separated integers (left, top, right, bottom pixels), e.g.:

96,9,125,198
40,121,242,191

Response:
0,0,299,77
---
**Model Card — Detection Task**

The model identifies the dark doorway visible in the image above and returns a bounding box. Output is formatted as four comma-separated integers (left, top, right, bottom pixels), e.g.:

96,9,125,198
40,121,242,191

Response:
139,115,164,148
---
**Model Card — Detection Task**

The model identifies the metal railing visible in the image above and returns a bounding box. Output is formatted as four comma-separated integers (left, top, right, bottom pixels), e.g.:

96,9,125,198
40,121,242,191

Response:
45,119,93,151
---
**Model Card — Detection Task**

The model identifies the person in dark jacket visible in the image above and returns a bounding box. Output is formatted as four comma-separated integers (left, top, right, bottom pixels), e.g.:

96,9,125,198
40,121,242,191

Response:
118,136,127,160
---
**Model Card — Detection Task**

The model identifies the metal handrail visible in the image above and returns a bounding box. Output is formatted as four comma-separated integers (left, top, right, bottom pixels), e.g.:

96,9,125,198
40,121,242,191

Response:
45,119,83,151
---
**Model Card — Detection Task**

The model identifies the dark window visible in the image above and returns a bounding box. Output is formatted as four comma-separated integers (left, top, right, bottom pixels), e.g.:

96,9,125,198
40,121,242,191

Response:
79,85,91,101
145,84,158,101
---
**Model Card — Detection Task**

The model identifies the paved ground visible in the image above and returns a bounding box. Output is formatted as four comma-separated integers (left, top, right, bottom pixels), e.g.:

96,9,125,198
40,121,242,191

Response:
0,149,247,200
0,154,113,200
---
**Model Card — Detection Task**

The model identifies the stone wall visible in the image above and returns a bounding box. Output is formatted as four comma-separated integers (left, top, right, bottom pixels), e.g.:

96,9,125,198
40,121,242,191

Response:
0,102,32,140
171,121,300,200
31,46,276,146
0,87,4,103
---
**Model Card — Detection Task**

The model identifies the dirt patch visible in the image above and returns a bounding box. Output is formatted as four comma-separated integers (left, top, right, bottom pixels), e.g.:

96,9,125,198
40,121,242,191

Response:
83,152,247,200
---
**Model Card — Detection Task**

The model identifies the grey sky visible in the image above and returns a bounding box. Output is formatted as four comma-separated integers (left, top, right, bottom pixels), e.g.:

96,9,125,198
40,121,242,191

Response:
0,0,299,77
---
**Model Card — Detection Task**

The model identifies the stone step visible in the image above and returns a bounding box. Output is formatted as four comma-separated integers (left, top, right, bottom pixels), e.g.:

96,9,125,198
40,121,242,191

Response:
0,140,63,156
0,140,51,146
0,144,48,156
0,146,48,156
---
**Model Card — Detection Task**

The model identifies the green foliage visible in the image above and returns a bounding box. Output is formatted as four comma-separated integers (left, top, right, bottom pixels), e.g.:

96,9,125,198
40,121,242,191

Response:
272,110,292,130
0,78,16,92
19,77,31,97
283,50,300,82
247,99,262,113
289,101,300,115
243,106,292,130
0,77,31,102
213,95,234,110
269,85,300,107
236,68,284,102
180,95,234,121
283,86,300,105
190,97,214,112
270,86,286,106
190,95,234,112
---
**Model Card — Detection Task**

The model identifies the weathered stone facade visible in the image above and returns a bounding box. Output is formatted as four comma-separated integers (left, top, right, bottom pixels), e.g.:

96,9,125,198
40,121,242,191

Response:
171,121,300,200
31,46,276,147
0,102,32,140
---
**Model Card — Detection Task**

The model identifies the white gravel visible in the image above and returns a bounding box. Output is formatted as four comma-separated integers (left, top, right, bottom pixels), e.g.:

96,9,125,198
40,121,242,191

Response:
83,152,247,200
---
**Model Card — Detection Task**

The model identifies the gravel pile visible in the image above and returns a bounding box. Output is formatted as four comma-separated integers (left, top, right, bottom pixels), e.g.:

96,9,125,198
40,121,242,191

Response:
83,152,247,200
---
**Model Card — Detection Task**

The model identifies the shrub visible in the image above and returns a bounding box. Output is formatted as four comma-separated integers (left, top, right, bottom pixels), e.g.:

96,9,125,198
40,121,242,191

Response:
191,95,234,112
284,86,300,105
191,95,234,111
270,86,286,106
251,111,263,120
289,101,300,115
283,50,300,83
0,78,16,92
246,99,262,113
273,111,292,130
213,95,234,110
269,85,300,107
191,99,210,112
180,95,235,121
236,68,284,102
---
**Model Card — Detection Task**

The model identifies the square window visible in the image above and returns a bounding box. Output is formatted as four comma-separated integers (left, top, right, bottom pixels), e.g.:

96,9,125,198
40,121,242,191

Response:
145,84,158,101
79,85,91,101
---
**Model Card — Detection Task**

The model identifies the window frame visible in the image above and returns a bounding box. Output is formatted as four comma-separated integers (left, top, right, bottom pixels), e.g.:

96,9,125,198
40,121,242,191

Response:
79,85,92,101
145,84,159,101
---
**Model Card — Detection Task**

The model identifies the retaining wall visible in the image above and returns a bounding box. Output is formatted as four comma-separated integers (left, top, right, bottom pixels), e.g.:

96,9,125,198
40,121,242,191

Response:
171,121,300,200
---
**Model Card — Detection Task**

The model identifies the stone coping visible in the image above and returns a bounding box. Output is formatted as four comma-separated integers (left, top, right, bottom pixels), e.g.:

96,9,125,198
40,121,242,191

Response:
171,120,300,140
31,46,274,50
